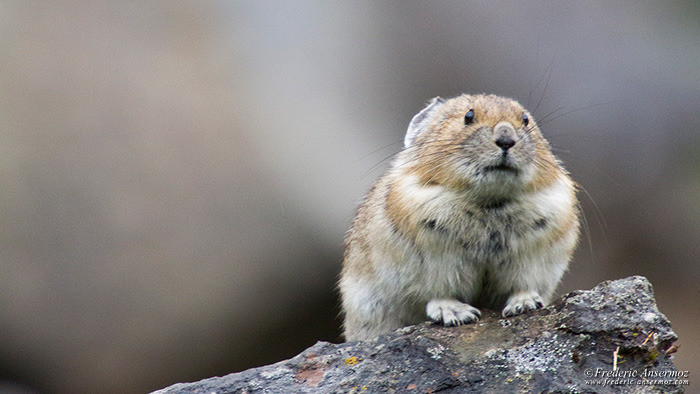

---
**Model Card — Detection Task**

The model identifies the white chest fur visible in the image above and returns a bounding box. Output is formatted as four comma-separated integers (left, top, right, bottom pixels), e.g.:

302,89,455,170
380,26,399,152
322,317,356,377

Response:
386,174,575,305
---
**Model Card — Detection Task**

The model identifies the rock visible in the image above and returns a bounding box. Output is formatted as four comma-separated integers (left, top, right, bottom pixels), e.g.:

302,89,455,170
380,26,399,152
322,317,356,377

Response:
154,276,683,393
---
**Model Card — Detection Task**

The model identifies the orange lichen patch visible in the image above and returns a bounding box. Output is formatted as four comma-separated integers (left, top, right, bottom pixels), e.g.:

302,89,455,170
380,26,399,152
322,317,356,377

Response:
406,383,418,390
344,356,360,366
294,366,326,387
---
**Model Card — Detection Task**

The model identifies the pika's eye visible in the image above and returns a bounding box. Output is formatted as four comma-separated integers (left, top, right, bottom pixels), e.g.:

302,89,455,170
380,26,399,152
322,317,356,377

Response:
464,109,475,125
522,112,529,126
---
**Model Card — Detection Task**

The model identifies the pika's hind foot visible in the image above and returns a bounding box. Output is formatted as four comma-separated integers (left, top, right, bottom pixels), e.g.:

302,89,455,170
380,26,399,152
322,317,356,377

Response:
502,291,545,317
426,299,481,326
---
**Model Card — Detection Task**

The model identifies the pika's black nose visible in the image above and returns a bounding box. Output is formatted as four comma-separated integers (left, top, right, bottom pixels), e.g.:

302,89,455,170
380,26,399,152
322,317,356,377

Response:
495,136,516,151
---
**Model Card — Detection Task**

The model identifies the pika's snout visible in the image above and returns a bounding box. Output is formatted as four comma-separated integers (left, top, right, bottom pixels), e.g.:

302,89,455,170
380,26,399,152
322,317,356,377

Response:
494,122,517,152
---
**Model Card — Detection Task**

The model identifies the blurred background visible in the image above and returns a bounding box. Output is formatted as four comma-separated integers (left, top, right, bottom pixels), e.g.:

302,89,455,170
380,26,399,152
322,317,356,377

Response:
1,1,698,392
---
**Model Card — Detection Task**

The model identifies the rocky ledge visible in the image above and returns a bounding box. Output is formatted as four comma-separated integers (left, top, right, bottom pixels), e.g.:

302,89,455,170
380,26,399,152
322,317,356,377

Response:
155,276,683,393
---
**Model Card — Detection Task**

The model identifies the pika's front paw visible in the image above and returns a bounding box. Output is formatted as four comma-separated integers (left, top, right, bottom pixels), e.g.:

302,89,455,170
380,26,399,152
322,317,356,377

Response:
502,291,545,317
426,299,481,327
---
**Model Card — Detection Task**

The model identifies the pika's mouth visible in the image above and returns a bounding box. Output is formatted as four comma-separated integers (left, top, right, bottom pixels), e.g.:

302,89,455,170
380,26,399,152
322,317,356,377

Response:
483,163,519,175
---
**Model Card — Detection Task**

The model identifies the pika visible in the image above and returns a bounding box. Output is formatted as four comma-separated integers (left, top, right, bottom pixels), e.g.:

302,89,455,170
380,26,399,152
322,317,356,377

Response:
340,94,579,341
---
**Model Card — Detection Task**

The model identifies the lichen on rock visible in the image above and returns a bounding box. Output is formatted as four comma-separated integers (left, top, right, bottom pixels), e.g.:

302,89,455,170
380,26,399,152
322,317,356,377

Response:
154,276,683,393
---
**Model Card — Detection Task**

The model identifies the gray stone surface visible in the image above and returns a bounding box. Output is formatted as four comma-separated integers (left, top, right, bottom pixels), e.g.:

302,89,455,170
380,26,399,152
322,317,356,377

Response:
154,276,683,393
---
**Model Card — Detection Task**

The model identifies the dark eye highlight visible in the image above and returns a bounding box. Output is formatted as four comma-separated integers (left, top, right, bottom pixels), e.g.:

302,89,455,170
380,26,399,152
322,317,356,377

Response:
464,109,475,125
522,112,529,126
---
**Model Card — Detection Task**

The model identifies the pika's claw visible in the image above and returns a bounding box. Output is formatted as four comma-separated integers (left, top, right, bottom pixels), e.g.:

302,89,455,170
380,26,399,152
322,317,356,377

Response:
502,292,545,317
426,299,480,326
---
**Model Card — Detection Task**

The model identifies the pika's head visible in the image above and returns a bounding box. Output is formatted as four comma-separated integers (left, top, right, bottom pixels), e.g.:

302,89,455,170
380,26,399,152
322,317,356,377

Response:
402,94,559,200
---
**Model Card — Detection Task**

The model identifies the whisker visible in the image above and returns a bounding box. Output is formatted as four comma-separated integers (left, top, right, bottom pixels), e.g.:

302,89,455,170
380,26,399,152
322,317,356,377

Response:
529,58,553,111
397,150,464,170
534,106,564,125
536,100,622,129
353,140,404,163
421,163,444,187
577,183,612,255
361,145,465,180
358,138,468,180
549,148,572,154
426,156,458,184
534,58,555,114
359,150,401,180
576,199,595,260
419,138,470,145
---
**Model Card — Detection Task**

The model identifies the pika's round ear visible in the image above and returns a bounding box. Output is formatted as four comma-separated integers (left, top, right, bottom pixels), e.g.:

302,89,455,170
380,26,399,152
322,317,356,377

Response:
404,96,445,148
